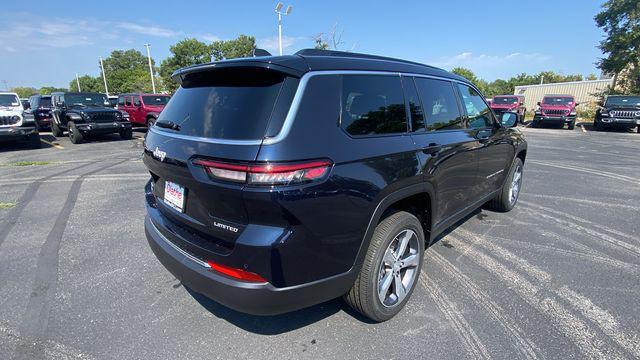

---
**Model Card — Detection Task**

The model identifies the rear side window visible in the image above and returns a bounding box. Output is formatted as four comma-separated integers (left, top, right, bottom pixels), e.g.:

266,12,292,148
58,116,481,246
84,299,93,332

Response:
156,68,286,140
414,78,463,131
341,75,407,136
456,84,493,129
125,97,132,106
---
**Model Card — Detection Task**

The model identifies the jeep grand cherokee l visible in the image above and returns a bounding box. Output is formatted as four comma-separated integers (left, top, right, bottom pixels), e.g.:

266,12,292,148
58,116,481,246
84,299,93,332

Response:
594,95,640,132
143,49,527,322
532,94,578,129
50,92,132,144
0,92,41,148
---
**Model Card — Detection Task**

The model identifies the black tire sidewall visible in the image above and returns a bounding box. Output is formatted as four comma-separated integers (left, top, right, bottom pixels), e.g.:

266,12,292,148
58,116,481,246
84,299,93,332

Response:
69,122,82,144
366,213,425,321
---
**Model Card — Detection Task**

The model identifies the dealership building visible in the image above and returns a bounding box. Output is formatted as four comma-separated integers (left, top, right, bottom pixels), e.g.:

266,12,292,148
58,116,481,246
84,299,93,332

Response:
514,79,614,110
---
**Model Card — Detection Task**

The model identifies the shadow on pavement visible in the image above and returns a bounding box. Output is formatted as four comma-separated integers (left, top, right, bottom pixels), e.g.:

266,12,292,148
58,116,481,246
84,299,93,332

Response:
185,286,375,335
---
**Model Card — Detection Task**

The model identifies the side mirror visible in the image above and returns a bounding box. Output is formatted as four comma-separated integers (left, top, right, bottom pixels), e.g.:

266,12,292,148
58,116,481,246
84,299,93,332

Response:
500,112,518,128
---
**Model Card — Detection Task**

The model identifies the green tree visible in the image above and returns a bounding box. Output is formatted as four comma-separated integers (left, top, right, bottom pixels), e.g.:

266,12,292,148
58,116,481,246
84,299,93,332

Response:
159,38,212,93
11,87,37,98
102,49,155,94
69,75,103,93
39,86,68,95
586,74,599,80
210,35,256,61
451,67,479,84
595,0,640,93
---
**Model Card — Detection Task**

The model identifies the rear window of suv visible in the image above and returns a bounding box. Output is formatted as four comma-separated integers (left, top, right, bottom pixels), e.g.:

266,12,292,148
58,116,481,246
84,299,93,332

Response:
156,68,287,140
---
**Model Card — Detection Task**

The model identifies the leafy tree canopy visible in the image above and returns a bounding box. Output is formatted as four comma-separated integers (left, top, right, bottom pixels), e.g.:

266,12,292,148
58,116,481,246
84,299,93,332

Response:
159,38,212,93
101,49,156,94
595,0,640,93
211,35,256,61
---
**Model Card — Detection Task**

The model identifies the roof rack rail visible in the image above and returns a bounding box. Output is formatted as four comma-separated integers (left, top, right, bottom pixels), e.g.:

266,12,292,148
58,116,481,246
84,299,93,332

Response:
294,48,437,69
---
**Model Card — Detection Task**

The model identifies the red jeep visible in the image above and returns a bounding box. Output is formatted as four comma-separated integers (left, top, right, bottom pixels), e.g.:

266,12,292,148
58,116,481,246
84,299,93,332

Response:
117,93,170,126
532,94,578,130
490,95,526,123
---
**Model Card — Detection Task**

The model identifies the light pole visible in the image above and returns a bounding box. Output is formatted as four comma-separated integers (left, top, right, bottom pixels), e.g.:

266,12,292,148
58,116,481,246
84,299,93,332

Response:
99,56,109,96
275,3,293,56
144,44,156,94
75,72,81,91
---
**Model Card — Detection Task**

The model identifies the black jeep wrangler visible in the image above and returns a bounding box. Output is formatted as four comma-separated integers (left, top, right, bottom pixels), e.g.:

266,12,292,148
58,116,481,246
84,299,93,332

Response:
50,92,132,144
594,95,640,132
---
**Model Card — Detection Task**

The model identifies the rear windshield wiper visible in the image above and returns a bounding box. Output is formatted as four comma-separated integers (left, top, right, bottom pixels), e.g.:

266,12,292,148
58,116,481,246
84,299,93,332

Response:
155,119,181,131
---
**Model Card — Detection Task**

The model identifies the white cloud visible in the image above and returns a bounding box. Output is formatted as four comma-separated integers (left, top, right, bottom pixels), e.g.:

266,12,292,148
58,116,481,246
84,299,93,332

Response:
116,22,180,38
200,33,221,43
0,13,180,52
257,35,304,55
429,52,552,71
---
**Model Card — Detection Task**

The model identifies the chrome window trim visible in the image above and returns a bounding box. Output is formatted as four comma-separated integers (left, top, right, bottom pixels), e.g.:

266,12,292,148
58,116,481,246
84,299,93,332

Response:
149,218,211,268
150,70,473,146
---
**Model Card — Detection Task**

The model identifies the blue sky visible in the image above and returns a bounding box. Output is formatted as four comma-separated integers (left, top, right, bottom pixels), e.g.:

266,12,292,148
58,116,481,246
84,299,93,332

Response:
0,0,606,89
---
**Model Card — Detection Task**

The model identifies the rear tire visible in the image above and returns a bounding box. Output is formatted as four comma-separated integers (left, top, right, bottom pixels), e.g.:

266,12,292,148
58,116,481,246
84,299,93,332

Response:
52,121,63,137
28,133,41,149
344,211,424,322
68,122,84,144
488,157,523,212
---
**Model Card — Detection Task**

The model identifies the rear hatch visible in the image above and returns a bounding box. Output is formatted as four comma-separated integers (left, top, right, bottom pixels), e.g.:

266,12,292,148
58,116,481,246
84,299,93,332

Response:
143,66,300,254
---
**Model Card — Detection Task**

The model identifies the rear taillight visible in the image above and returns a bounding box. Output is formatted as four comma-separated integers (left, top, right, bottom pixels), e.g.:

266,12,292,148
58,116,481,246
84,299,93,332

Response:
206,261,267,283
192,159,332,186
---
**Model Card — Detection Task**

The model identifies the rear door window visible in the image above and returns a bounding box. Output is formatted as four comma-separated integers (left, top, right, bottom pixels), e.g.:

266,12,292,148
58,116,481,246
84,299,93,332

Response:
125,97,132,106
156,68,287,140
133,96,141,106
414,78,463,131
341,75,407,136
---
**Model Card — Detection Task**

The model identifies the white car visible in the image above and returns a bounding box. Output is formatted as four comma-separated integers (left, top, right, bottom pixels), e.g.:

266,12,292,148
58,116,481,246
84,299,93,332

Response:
0,92,41,148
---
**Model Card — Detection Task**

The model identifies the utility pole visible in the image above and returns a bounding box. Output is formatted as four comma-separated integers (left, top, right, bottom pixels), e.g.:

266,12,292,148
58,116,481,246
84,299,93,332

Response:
540,75,544,85
75,73,81,91
144,44,156,94
275,3,293,56
99,56,109,96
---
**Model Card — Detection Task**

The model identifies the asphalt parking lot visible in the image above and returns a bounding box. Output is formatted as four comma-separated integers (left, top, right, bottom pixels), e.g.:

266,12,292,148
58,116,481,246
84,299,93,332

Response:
0,126,638,359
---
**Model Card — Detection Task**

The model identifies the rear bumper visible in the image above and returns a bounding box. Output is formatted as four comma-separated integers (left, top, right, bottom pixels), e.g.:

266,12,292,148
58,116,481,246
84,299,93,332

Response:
145,215,356,315
76,121,131,134
0,126,37,140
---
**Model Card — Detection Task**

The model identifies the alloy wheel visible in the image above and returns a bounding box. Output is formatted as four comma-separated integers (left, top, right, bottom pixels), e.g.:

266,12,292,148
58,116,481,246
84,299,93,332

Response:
377,229,420,307
509,164,523,205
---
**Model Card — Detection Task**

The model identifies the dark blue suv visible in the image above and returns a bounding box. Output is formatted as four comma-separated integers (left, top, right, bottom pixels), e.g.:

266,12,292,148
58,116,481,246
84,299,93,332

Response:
143,49,527,322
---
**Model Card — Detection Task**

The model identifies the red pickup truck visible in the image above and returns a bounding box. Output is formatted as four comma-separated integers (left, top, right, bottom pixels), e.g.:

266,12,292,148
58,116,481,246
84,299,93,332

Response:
490,95,526,123
117,93,170,126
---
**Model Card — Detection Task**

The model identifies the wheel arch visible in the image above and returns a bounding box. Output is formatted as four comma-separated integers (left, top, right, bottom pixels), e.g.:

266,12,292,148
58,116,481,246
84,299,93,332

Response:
351,183,435,272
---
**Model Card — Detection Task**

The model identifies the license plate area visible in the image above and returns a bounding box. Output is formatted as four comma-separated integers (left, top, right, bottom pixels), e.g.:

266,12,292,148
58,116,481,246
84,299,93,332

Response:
164,181,185,212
